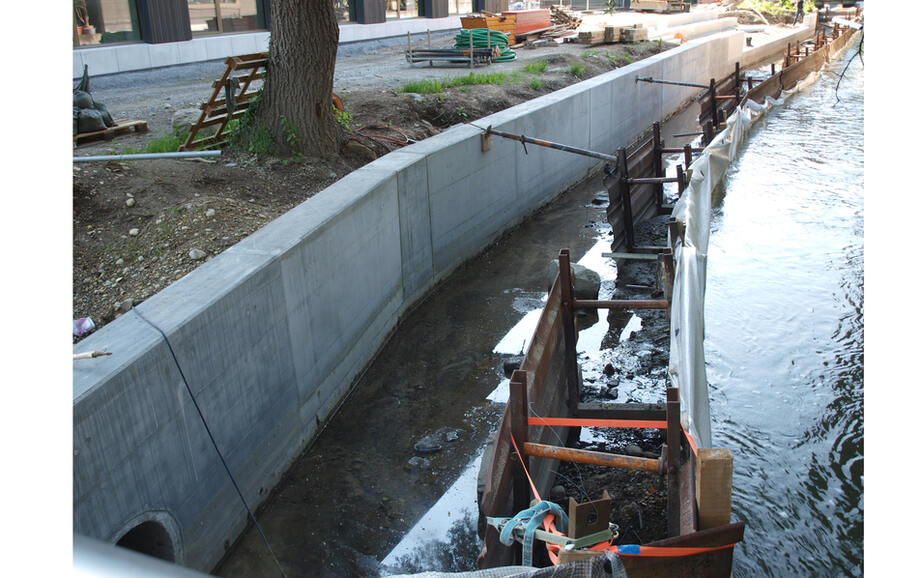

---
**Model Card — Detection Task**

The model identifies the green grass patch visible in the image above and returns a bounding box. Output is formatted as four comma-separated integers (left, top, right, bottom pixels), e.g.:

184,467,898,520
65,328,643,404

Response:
529,79,543,91
401,72,516,95
447,72,510,88
609,53,634,66
122,129,189,155
400,79,444,94
523,60,548,74
568,63,587,79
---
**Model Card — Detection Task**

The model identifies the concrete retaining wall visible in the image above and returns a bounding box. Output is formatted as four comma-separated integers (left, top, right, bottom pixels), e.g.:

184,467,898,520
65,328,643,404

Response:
73,30,744,573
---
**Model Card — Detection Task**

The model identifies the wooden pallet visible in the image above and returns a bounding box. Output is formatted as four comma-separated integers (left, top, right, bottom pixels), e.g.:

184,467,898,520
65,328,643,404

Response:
461,15,516,39
74,120,149,144
181,52,267,151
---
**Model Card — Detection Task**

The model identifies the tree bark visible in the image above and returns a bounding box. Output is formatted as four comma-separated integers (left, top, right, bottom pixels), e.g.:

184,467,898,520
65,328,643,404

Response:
259,0,341,157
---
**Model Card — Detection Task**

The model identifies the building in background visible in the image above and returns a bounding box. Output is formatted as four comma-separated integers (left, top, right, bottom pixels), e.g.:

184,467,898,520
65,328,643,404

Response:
71,0,514,76
70,0,505,49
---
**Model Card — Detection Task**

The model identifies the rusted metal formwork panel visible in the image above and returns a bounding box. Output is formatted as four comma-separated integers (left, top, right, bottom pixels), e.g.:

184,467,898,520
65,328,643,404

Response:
604,133,662,250
620,523,745,577
477,276,571,568
745,27,856,106
697,71,739,136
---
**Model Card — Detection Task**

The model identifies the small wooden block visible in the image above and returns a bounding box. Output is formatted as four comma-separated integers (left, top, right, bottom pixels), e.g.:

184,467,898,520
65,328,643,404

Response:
696,448,733,529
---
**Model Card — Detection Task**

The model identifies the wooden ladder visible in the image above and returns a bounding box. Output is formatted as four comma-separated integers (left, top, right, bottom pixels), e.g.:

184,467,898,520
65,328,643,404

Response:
180,52,267,151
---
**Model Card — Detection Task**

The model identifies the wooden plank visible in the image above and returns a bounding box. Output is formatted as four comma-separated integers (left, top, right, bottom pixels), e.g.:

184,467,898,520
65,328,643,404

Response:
195,109,248,130
212,72,266,88
74,120,149,143
201,94,257,115
231,58,268,70
696,448,733,529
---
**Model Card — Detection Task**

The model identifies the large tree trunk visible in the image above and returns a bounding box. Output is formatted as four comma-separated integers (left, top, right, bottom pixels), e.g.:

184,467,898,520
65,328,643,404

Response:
259,0,341,157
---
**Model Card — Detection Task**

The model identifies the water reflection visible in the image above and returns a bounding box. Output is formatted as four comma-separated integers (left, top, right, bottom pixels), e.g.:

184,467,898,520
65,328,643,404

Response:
704,41,863,576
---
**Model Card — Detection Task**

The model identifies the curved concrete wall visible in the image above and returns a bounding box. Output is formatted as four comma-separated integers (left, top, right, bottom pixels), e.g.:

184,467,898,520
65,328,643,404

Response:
73,30,743,572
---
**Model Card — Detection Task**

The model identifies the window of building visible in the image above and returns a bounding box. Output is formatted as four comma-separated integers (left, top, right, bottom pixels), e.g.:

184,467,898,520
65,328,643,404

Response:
449,0,473,15
74,0,141,47
189,0,267,36
386,0,419,19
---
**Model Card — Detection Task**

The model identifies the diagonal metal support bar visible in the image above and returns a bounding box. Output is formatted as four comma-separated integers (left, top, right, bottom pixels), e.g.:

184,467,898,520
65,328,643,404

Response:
481,126,621,164
635,76,709,89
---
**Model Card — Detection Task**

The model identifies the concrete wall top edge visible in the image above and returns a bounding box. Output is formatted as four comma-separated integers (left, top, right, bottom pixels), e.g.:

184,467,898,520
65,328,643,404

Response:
72,164,402,397
73,312,165,403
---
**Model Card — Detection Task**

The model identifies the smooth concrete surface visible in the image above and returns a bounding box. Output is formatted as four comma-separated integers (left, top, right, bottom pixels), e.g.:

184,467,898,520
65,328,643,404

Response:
73,16,462,78
652,16,740,42
741,14,818,68
73,30,744,573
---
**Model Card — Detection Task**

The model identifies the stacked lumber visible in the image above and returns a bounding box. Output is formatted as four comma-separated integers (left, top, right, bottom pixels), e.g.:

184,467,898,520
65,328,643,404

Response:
550,6,581,29
461,13,516,39
502,9,551,37
577,30,605,44
604,26,619,44
576,24,649,45
621,25,649,43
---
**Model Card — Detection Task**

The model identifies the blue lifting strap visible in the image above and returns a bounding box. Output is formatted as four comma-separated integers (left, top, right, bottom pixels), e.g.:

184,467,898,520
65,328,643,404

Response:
489,500,570,567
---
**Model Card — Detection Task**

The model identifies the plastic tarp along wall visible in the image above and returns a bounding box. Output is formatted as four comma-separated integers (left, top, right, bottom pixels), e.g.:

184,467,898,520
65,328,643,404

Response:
666,71,824,449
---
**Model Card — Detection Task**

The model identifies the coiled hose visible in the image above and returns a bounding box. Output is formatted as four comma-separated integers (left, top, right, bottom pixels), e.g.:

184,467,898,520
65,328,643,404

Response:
454,28,517,62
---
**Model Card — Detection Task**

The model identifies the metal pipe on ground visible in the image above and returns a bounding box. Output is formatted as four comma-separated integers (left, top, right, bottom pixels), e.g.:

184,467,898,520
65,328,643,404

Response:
74,151,223,162
524,442,664,474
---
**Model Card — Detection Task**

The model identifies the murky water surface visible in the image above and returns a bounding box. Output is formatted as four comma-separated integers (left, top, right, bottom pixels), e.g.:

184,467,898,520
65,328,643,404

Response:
704,45,864,576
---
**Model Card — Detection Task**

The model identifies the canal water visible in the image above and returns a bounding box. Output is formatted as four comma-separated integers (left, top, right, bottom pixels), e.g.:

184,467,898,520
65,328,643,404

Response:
703,42,864,576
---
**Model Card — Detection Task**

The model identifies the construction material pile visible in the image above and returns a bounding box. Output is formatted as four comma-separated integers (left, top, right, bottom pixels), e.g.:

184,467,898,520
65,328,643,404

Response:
551,6,582,29
406,28,515,65
454,28,517,62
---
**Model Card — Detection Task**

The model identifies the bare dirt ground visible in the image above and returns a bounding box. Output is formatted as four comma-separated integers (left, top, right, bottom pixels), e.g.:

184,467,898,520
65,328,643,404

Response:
73,35,672,340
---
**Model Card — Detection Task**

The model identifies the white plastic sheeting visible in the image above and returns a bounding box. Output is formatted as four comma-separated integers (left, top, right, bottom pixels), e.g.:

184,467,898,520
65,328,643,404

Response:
667,72,821,449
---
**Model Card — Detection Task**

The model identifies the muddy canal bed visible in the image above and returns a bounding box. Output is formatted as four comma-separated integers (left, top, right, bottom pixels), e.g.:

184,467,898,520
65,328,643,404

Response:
215,116,698,578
